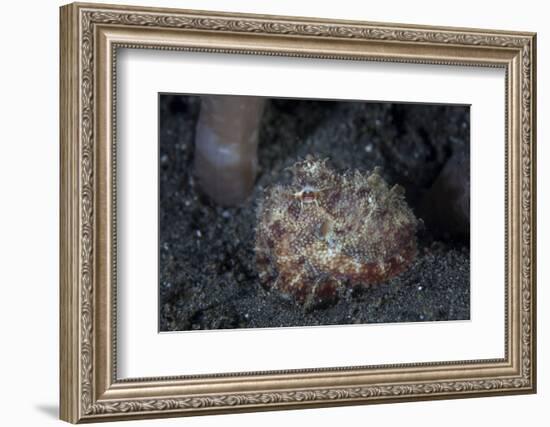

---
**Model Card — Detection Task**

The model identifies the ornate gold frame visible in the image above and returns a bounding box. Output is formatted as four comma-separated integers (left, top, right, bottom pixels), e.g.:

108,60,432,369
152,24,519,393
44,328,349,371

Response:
60,2,537,423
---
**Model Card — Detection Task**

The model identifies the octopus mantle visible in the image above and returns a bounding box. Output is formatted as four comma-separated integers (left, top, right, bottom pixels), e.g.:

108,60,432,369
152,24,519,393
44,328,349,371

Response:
255,158,418,308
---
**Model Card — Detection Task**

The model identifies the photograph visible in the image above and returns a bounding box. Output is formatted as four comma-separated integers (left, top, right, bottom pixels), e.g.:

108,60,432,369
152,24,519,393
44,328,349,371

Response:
159,94,471,331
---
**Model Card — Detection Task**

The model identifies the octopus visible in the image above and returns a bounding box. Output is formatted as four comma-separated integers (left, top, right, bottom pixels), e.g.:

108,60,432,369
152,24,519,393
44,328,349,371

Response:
255,157,418,308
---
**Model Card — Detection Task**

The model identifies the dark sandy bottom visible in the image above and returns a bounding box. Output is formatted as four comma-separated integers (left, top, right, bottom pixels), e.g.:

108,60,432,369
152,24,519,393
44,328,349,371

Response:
159,95,470,331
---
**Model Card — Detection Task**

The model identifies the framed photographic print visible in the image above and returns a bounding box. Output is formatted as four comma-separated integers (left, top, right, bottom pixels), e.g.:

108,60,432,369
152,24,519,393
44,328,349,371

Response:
60,2,537,423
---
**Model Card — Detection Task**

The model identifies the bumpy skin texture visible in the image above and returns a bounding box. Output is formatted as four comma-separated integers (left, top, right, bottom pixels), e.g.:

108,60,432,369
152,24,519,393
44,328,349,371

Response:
255,158,418,308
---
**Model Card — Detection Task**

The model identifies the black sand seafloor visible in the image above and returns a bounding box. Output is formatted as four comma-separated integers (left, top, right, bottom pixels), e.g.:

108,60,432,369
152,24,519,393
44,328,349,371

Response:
159,95,470,331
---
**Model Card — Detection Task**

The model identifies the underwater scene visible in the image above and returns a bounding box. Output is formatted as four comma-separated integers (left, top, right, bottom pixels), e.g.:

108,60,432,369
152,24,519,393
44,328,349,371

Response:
159,94,470,331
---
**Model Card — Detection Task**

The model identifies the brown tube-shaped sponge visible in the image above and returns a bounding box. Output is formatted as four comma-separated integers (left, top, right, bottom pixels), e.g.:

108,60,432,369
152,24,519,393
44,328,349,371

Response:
419,149,470,238
193,95,266,206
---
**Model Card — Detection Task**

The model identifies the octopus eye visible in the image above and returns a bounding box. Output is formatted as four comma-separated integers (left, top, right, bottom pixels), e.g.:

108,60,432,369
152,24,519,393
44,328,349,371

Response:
302,191,316,202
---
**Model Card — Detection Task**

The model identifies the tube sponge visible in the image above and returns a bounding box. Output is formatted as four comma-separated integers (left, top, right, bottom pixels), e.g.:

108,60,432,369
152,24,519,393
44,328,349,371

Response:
193,95,266,206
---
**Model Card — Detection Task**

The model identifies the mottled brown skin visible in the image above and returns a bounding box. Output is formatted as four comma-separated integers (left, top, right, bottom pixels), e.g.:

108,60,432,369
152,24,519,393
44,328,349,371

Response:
255,158,418,308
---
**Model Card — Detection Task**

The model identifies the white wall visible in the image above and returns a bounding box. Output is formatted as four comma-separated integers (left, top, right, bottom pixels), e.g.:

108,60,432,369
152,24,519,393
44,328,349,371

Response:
0,0,545,426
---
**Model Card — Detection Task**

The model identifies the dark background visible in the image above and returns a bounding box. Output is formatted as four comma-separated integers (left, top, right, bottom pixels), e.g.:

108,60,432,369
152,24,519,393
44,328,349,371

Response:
159,95,470,331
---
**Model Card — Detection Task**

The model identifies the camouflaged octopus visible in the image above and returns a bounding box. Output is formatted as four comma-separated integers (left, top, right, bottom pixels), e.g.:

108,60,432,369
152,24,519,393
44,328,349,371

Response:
255,157,418,308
